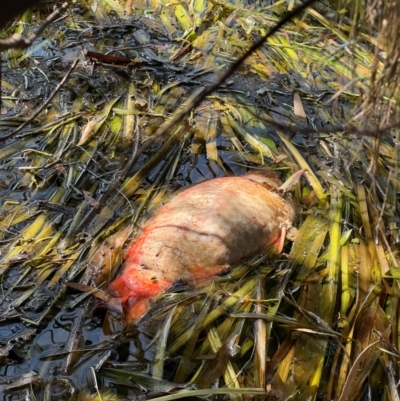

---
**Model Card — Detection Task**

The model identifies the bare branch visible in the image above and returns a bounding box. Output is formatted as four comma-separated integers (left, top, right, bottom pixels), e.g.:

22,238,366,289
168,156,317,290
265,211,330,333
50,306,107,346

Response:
72,0,320,231
145,0,319,148
0,2,69,52
0,0,42,30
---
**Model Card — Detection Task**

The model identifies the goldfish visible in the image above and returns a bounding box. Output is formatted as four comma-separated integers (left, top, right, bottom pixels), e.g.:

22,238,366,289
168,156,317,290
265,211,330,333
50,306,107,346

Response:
108,172,301,322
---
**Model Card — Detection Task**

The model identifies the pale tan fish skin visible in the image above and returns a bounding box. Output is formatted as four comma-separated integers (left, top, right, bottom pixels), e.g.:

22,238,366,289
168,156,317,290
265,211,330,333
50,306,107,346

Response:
108,173,298,322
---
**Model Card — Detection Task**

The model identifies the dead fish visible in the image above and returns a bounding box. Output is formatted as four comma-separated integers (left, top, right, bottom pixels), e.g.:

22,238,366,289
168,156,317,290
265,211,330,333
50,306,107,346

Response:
108,171,303,322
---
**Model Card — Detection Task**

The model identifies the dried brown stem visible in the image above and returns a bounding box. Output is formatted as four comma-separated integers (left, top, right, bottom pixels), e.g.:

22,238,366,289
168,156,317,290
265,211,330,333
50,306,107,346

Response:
143,0,319,151
73,0,320,231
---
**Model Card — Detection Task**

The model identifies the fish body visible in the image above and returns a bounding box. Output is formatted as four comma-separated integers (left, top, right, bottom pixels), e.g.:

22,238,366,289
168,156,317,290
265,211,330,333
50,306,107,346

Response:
108,174,296,321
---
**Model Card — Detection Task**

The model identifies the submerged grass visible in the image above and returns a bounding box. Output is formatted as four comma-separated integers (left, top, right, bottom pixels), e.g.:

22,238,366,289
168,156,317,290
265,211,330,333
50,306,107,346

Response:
0,0,399,400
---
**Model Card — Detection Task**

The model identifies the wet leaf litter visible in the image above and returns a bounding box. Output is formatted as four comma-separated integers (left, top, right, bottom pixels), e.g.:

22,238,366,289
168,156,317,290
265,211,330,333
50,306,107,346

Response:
0,0,398,399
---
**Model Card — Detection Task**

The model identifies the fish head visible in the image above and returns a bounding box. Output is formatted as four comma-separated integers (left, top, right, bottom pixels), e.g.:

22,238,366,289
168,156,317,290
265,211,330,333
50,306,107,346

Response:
108,276,151,322
108,267,173,323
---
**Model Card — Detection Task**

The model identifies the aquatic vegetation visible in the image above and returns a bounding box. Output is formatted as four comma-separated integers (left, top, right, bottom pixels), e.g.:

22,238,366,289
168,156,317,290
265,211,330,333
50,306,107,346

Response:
0,0,398,400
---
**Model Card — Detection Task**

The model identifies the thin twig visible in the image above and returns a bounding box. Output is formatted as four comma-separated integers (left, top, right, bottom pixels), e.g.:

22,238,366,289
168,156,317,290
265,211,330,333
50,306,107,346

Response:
126,0,320,176
0,2,69,52
136,0,319,153
1,59,79,140
72,0,320,232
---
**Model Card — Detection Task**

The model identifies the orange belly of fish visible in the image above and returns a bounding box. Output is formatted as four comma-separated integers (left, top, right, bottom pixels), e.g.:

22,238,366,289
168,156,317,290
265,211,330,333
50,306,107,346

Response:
108,174,295,322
